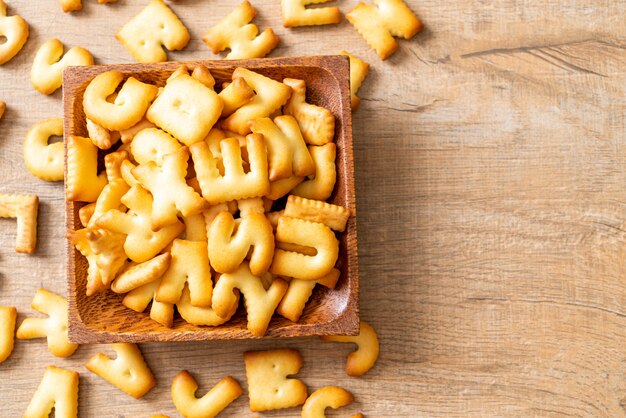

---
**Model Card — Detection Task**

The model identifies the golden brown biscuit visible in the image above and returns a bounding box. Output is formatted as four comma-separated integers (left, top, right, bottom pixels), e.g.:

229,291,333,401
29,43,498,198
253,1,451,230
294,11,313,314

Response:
244,348,308,411
122,278,174,328
31,38,93,95
213,263,288,336
111,253,171,294
208,211,275,276
104,150,129,183
96,185,185,263
130,127,182,166
0,193,38,253
172,371,242,418
156,239,213,306
341,51,370,110
202,1,279,59
176,285,238,327
116,0,190,63
292,143,337,201
66,135,108,202
321,321,379,376
222,68,292,135
86,343,156,399
0,0,29,65
0,306,16,363
23,118,64,181
190,135,270,204
219,77,254,117
16,289,78,358
284,195,351,232
86,118,120,150
249,115,315,181
301,386,355,418
87,178,129,228
283,78,335,145
83,70,158,131
346,0,423,60
147,74,223,146
68,227,127,295
24,366,79,418
276,268,339,322
270,216,339,281
133,147,209,230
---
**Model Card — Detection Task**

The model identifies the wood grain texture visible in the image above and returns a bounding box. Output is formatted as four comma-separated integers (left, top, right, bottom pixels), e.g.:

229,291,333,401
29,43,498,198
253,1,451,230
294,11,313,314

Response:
63,56,359,343
0,0,625,417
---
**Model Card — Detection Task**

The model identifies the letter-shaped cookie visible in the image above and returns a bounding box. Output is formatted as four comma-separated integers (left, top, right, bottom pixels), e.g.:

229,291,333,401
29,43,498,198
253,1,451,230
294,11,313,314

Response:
283,78,335,145
222,67,292,135
341,51,369,110
249,115,315,181
172,371,242,418
270,216,338,280
301,386,354,418
202,1,279,59
147,74,223,146
88,178,129,228
111,253,171,294
190,135,269,204
213,263,288,336
0,193,38,254
320,322,379,376
130,127,182,166
0,306,16,363
66,135,108,202
87,118,120,151
24,118,64,181
86,343,156,399
282,0,340,28
67,227,127,295
96,185,185,263
177,285,238,326
16,289,78,358
284,195,351,232
219,77,254,117
116,0,190,63
120,118,156,143
31,38,93,95
244,348,308,411
346,0,423,60
292,143,336,201
156,239,213,306
83,70,158,131
133,147,208,229
276,268,339,322
24,366,78,418
0,0,28,65
104,150,129,183
123,278,174,328
268,175,305,200
208,211,274,276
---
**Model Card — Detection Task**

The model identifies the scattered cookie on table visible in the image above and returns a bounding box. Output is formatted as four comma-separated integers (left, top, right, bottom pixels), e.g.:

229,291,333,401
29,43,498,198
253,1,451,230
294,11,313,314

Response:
16,289,78,357
340,51,370,110
31,38,93,95
321,321,379,376
346,0,423,60
23,118,64,181
244,348,308,412
171,371,242,418
0,0,28,65
202,0,279,59
61,0,117,13
86,343,156,399
116,0,190,63
0,193,38,254
281,0,341,27
0,306,16,363
24,366,79,418
301,386,356,418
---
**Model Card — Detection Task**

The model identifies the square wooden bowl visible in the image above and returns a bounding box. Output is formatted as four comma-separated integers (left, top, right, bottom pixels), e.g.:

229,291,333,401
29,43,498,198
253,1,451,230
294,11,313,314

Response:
64,56,358,343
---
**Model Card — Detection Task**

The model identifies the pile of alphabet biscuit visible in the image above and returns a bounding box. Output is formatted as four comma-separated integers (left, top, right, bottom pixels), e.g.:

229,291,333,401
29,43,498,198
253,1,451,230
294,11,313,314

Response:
0,0,422,416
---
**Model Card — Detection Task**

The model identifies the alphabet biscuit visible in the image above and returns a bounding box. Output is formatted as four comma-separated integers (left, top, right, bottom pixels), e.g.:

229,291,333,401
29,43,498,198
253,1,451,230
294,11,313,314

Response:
0,306,16,363
0,193,38,253
283,78,335,145
171,371,242,418
301,386,355,418
0,0,28,65
23,118,64,182
31,38,93,95
244,348,308,411
16,289,78,358
320,321,379,376
281,0,341,27
24,366,79,418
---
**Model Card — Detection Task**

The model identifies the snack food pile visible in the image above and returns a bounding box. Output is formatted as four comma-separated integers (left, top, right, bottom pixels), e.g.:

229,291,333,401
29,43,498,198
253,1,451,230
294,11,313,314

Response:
0,0,423,415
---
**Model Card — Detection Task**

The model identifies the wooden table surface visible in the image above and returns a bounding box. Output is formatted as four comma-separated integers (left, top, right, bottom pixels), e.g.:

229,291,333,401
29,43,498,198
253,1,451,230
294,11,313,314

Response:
1,0,625,417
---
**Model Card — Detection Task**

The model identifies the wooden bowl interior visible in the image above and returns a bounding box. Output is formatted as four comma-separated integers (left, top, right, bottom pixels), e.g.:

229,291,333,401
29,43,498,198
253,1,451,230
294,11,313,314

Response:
65,57,358,342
